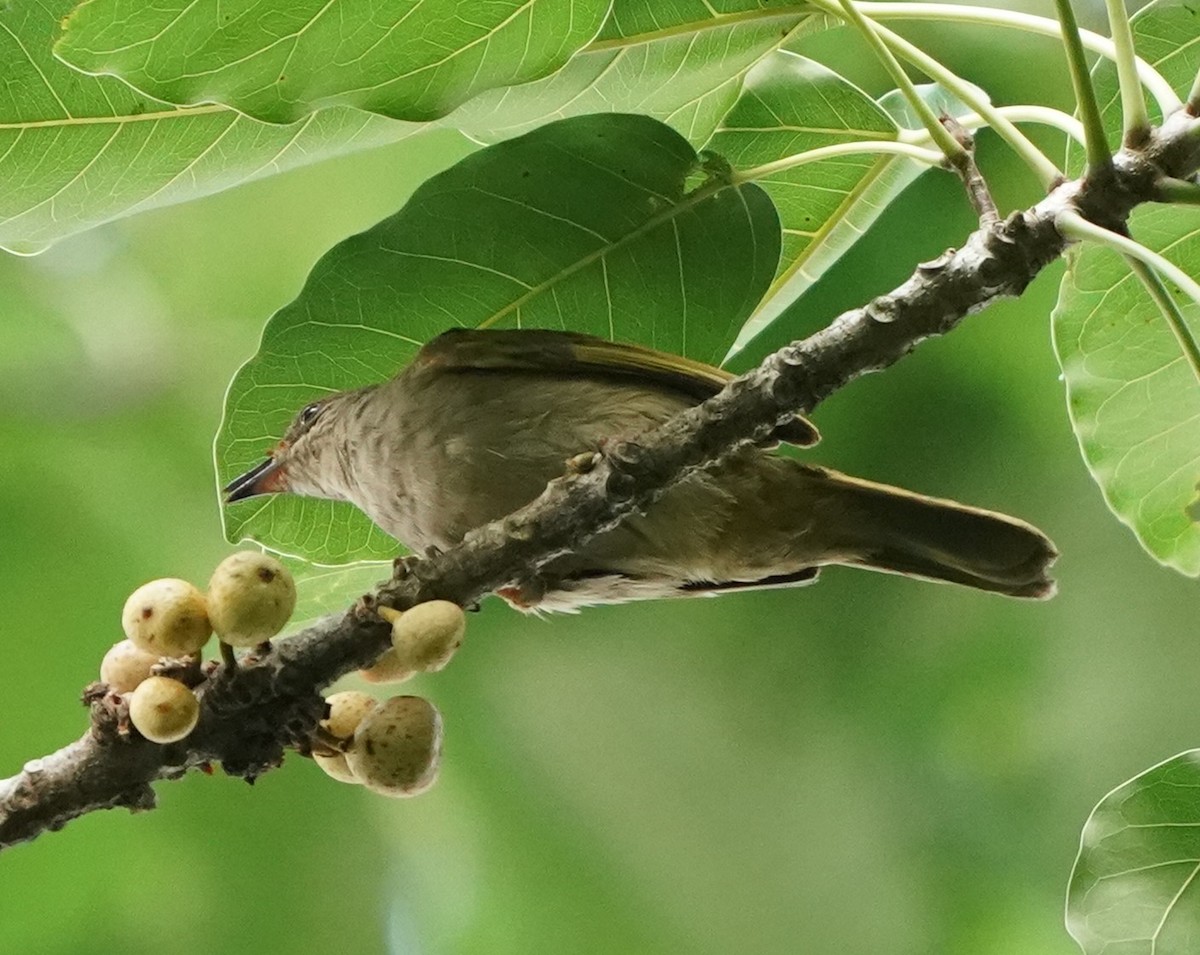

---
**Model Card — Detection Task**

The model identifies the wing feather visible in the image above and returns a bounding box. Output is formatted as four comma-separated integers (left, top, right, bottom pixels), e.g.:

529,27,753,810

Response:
416,328,819,447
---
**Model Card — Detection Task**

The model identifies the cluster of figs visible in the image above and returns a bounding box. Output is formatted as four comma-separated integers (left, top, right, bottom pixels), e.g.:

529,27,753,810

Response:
101,550,466,797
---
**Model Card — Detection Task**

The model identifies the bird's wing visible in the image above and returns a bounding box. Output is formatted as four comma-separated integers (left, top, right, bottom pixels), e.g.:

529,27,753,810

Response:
415,328,819,447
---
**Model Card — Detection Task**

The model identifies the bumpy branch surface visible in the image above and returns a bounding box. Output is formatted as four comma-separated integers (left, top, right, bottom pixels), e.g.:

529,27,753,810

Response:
3,108,1198,852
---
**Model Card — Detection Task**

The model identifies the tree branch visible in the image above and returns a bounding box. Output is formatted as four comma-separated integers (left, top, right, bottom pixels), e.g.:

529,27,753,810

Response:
3,107,1197,853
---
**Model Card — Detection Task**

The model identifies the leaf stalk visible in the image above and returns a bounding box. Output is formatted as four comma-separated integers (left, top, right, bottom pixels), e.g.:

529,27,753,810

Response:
858,2,1181,116
1054,0,1112,175
731,140,945,184
1103,0,1150,146
866,21,1062,187
831,0,969,168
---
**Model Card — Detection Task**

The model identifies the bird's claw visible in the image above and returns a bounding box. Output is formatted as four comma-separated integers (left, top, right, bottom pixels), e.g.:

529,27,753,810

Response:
351,592,378,621
392,548,441,582
496,574,549,610
392,555,420,579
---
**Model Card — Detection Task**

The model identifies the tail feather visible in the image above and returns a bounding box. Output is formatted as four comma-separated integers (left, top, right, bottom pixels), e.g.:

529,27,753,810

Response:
805,466,1058,599
509,459,1057,611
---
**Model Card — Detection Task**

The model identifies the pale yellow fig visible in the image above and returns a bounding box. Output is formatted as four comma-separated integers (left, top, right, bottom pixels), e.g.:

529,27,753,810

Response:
128,676,199,744
345,695,442,798
380,601,465,673
100,639,160,693
313,691,377,785
122,579,211,657
207,551,297,647
358,647,415,685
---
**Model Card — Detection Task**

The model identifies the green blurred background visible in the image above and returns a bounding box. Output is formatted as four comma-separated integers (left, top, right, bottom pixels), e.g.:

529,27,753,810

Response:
2,18,1197,955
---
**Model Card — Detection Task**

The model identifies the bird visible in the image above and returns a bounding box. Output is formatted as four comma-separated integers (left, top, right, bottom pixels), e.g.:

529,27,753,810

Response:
224,327,1056,612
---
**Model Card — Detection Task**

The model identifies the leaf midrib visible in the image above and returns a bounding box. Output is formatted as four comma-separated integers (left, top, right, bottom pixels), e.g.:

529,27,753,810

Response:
585,5,811,52
0,103,229,130
474,174,750,330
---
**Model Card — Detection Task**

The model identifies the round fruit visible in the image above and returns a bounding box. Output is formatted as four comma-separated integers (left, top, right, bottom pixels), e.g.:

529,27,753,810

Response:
345,695,442,798
207,551,297,647
100,639,160,693
128,676,199,744
122,578,212,656
358,648,415,685
313,691,377,785
383,601,465,673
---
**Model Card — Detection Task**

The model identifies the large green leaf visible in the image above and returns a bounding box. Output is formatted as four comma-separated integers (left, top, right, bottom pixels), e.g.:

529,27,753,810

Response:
216,113,780,563
708,52,907,359
1052,0,1200,574
0,0,415,253
1068,751,1200,955
713,60,972,361
1054,217,1200,573
450,1,823,146
56,0,609,124
5,0,823,252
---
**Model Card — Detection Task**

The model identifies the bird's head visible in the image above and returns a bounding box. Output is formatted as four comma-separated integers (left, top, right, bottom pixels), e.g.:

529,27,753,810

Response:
224,387,374,504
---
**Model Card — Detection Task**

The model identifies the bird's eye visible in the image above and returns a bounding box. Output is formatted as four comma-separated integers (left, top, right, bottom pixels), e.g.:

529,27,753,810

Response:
299,402,322,427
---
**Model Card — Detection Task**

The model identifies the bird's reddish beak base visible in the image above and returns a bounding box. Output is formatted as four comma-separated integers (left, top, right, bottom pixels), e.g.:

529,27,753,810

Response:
224,457,287,502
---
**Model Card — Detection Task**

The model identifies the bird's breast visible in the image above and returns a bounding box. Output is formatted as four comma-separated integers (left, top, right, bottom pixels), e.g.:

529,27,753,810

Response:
347,369,692,552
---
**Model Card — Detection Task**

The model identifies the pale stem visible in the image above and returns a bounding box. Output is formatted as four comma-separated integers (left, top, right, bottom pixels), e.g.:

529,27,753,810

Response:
1054,0,1112,174
731,140,946,184
857,2,1182,117
868,21,1062,187
832,0,967,165
941,106,1086,146
1103,0,1150,144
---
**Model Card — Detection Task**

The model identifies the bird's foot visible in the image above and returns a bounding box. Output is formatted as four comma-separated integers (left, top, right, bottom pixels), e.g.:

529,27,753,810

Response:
496,574,549,611
392,554,421,580
392,546,443,582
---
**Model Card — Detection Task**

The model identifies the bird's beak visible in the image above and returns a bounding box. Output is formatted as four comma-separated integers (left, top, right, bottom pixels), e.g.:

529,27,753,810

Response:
224,457,287,503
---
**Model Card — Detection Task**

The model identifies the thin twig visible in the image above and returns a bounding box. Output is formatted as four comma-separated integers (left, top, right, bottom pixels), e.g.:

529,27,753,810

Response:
939,115,999,225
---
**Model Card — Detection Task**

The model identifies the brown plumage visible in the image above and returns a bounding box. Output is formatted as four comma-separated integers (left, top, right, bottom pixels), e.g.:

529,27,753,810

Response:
225,328,1056,611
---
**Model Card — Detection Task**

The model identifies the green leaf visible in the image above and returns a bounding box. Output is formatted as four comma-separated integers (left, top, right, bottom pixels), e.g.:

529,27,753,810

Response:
282,558,389,630
56,0,609,125
713,57,968,361
450,1,825,146
1052,0,1200,574
0,0,417,253
1053,217,1200,574
216,113,780,564
1068,751,1200,955
708,52,903,359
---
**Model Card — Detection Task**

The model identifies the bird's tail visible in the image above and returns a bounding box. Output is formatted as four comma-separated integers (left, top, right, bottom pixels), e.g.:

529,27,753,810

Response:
800,464,1057,598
